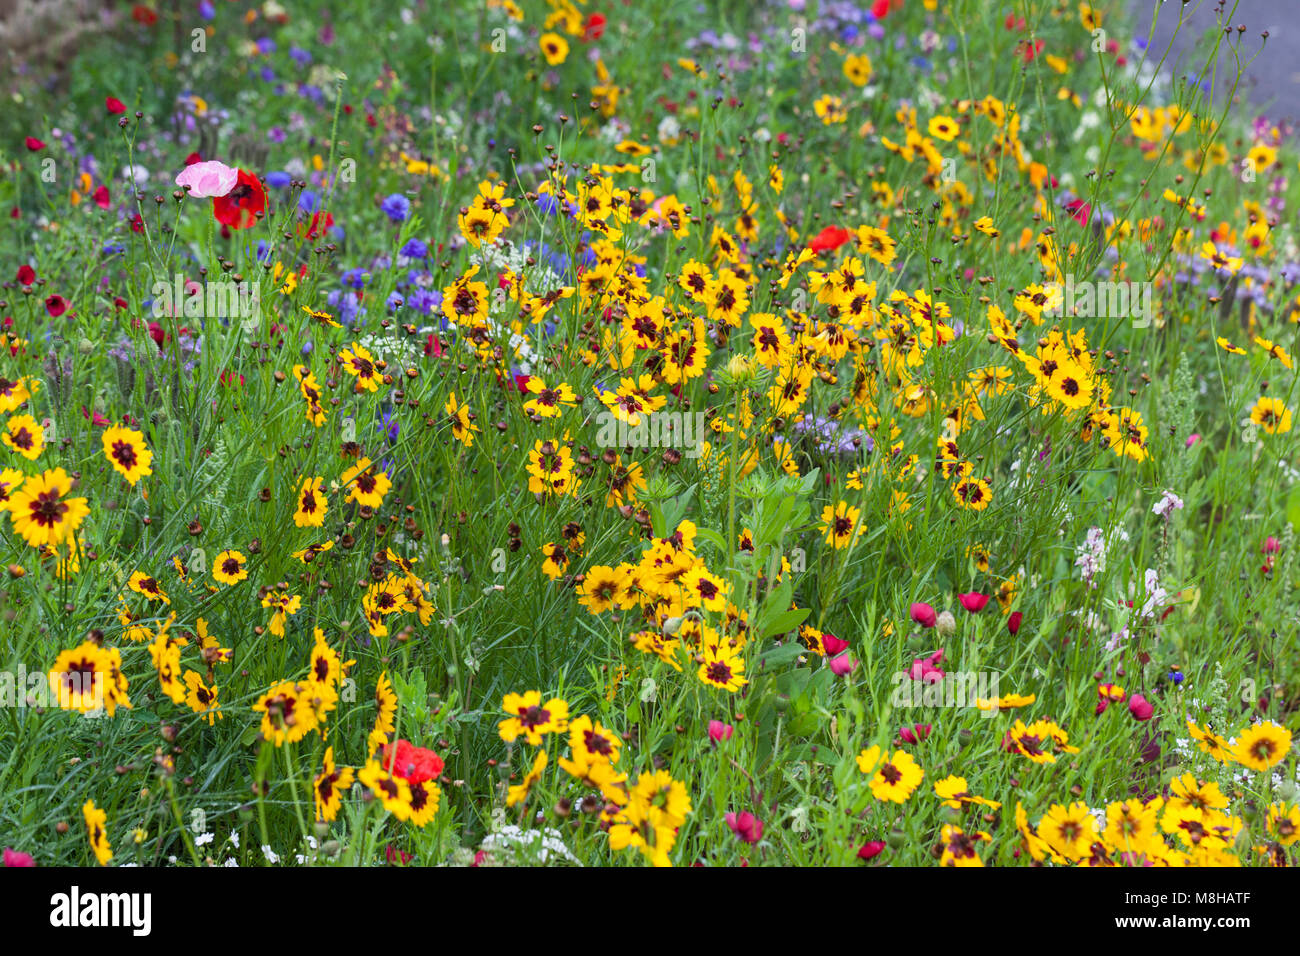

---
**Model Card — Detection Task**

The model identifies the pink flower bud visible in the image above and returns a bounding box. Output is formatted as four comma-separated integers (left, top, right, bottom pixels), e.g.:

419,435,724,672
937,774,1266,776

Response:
899,723,932,744
958,592,990,612
857,840,886,861
725,811,763,844
829,652,857,676
1128,694,1154,721
910,602,937,628
1007,611,1023,634
708,720,734,743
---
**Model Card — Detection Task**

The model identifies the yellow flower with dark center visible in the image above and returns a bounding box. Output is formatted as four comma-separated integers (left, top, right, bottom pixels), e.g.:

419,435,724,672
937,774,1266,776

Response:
340,457,392,508
1103,798,1162,855
253,680,318,746
128,570,170,605
338,342,383,391
445,392,480,447
927,115,959,142
358,759,412,821
2,413,44,460
1039,802,1097,861
404,778,441,827
83,800,112,865
212,549,248,586
314,746,355,822
4,467,88,549
1231,720,1292,771
49,641,130,716
539,31,569,65
0,375,34,415
859,746,923,803
1266,803,1300,846
939,824,990,867
101,425,153,484
1250,396,1292,435
819,500,864,549
933,775,1000,810
697,643,747,692
1186,719,1233,763
523,377,577,419
498,690,570,745
260,588,302,637
843,52,873,86
293,476,327,527
576,564,633,613
183,670,222,724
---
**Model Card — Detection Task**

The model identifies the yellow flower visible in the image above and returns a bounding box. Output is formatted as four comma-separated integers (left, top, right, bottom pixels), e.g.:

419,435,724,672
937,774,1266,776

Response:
858,746,924,803
499,690,570,745
3,413,44,460
212,549,248,586
293,476,328,527
1231,720,1292,771
101,425,153,484
83,800,112,865
539,32,569,65
1250,396,1292,435
507,749,548,807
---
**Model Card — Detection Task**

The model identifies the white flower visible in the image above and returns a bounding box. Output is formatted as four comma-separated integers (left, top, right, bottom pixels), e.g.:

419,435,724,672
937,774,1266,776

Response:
261,845,280,864
194,831,215,846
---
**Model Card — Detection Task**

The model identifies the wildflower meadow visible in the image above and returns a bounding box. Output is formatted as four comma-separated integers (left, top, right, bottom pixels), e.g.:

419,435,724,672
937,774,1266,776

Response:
0,0,1297,897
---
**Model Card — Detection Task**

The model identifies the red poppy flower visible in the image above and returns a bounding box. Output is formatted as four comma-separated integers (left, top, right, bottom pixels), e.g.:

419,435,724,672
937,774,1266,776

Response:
1007,611,1023,634
93,185,111,209
131,5,157,25
582,12,606,41
808,225,851,253
212,169,266,230
300,209,334,240
105,96,126,115
184,152,203,166
871,0,892,19
24,137,45,152
147,321,167,352
15,265,35,286
957,592,989,612
381,739,444,783
44,295,67,317
130,213,145,233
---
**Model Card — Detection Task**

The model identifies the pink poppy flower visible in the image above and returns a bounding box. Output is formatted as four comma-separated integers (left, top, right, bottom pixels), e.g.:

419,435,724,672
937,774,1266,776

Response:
958,592,989,612
106,96,127,115
175,159,238,199
898,724,931,744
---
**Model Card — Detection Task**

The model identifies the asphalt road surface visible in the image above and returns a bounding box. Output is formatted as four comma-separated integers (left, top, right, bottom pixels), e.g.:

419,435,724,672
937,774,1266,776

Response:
1128,0,1298,128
